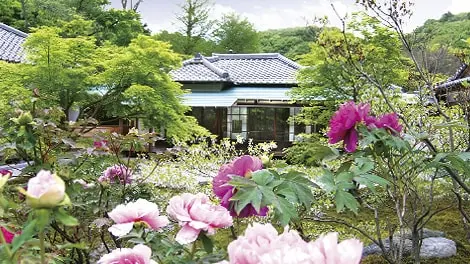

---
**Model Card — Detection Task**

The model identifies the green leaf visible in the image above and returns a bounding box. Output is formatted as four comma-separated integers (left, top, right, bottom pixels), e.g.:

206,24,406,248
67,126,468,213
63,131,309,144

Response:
128,238,146,244
199,233,213,254
258,185,277,205
251,170,274,186
335,190,359,214
11,219,37,254
228,176,257,188
230,188,262,214
275,171,316,208
318,170,336,193
358,174,389,187
336,171,354,183
354,157,375,174
306,144,340,161
54,208,79,226
447,154,470,175
275,196,297,226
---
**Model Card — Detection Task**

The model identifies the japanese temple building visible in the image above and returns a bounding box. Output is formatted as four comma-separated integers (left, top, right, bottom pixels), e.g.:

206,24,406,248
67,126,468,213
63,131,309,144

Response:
171,53,309,145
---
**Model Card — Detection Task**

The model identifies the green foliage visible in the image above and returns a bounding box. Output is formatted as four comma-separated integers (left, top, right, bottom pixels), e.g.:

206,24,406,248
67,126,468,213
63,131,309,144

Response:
92,9,147,46
138,137,277,192
0,62,30,126
414,12,470,51
259,26,319,59
2,27,207,142
229,168,317,226
293,13,410,104
0,0,146,46
284,135,337,166
212,13,260,53
154,31,215,57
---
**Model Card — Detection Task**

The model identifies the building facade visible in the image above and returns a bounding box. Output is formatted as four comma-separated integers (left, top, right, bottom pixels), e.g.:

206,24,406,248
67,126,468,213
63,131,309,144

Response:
171,53,309,146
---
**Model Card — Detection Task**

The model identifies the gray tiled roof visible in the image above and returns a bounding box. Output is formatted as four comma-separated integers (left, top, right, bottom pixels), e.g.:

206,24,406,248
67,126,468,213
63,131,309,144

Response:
171,53,302,85
434,64,469,90
0,23,27,63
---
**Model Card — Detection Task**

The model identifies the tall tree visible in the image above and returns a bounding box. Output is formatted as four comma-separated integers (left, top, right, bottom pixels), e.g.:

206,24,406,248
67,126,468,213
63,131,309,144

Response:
154,30,216,56
213,13,260,53
292,14,410,103
4,26,207,141
175,0,214,55
120,0,144,11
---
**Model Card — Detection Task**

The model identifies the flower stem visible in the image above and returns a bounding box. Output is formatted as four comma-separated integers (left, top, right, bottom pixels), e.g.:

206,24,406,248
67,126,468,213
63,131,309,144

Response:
189,240,197,260
0,227,12,259
39,230,45,264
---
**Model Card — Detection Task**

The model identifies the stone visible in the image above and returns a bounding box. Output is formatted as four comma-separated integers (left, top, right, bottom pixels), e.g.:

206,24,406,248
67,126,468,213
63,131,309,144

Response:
362,238,413,257
420,237,456,259
398,228,445,240
362,231,455,259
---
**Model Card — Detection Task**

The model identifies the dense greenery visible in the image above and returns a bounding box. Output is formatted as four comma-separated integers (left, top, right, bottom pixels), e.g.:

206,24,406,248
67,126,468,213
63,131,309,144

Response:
259,26,319,59
0,0,147,46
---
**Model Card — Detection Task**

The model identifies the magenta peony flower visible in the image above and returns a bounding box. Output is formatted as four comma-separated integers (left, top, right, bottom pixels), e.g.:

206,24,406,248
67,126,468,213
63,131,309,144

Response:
327,101,371,153
166,193,233,244
99,164,133,184
222,223,363,264
375,113,402,134
93,140,109,150
108,199,169,237
1,227,17,244
0,170,11,189
98,244,156,264
19,170,67,208
213,155,268,217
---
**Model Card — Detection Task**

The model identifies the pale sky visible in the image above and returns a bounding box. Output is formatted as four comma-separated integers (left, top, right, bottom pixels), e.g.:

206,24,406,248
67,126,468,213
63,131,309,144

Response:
110,0,470,33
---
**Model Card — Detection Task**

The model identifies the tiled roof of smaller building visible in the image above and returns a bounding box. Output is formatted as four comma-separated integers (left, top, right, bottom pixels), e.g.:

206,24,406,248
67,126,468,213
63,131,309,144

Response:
0,23,27,63
434,63,469,90
171,53,302,85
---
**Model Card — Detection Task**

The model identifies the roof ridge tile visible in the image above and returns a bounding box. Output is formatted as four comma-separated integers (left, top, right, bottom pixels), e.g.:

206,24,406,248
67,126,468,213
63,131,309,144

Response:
0,23,28,38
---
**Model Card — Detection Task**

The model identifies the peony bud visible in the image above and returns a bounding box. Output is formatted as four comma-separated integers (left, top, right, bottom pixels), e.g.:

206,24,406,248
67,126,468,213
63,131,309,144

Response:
17,112,33,125
19,170,68,208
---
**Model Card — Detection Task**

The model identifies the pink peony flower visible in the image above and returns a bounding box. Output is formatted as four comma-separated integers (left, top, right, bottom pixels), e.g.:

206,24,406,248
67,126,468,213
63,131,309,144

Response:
312,232,363,264
20,170,67,208
213,155,268,217
223,223,363,264
108,199,169,237
97,244,156,264
1,227,17,244
166,193,233,244
73,179,95,189
226,223,279,263
327,101,371,152
99,164,133,184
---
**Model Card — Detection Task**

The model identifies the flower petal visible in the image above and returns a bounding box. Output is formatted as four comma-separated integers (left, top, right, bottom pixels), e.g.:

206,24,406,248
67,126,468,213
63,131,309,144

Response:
175,224,200,244
108,222,134,237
